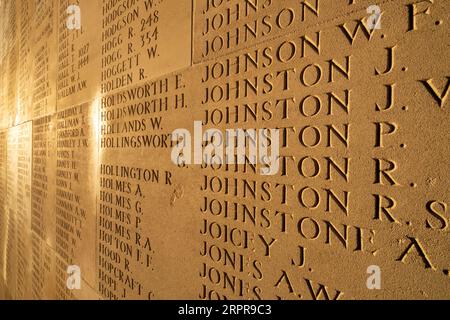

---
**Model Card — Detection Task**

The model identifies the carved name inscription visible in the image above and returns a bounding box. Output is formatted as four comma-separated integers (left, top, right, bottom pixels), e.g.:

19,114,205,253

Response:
0,0,448,300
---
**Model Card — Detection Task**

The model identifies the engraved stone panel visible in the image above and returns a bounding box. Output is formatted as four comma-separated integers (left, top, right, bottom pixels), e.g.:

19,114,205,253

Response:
0,0,448,300
31,0,58,118
4,128,18,298
189,0,450,299
16,0,35,124
194,0,392,63
31,235,56,299
5,122,33,299
0,63,8,129
97,70,202,299
55,102,97,299
31,115,57,299
32,115,57,249
57,0,102,108
0,130,7,287
1,0,19,127
100,0,192,95
57,0,193,106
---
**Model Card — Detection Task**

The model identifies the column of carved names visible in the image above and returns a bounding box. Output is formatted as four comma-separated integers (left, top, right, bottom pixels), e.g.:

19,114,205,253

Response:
31,115,57,299
55,103,96,299
5,123,33,299
101,0,161,94
0,131,7,289
15,122,32,299
97,73,188,299
5,127,18,298
57,0,100,104
4,0,18,128
196,0,355,300
16,1,33,124
195,0,450,299
32,0,57,118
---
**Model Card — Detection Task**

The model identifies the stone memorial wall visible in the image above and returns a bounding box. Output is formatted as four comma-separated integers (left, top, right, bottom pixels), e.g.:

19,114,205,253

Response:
0,0,449,300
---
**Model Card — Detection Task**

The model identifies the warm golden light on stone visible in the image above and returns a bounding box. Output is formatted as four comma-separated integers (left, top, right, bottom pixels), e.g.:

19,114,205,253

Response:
0,0,449,300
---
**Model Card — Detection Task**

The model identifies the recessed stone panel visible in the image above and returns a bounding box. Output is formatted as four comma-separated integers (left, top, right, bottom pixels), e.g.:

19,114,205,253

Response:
99,0,192,95
0,0,448,300
193,0,399,63
97,70,203,299
56,0,103,108
32,115,57,249
5,122,33,299
55,101,98,296
0,130,7,288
